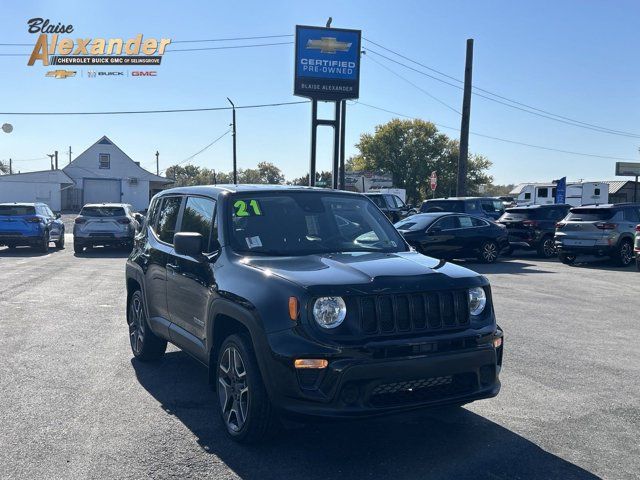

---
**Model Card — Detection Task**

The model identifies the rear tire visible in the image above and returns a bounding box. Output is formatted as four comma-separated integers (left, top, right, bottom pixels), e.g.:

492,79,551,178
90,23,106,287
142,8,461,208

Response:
55,229,65,249
636,257,640,271
478,241,499,263
37,231,50,253
536,236,556,258
559,252,576,265
216,334,278,443
612,239,633,267
127,290,166,361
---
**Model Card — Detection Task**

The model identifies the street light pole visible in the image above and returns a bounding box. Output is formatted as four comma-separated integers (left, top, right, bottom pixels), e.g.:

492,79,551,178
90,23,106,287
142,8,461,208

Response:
227,97,237,184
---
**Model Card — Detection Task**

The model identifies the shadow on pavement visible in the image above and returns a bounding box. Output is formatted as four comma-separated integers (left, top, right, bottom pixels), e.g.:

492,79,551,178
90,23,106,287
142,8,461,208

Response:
74,246,130,258
132,351,598,480
0,246,58,257
459,259,556,276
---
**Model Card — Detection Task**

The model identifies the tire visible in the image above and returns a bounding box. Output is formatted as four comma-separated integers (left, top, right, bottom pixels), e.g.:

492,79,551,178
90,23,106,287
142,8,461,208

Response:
55,229,65,249
478,241,499,263
37,231,50,253
536,236,556,258
216,334,278,443
127,290,167,361
612,239,633,267
73,242,84,254
559,252,576,265
636,257,640,272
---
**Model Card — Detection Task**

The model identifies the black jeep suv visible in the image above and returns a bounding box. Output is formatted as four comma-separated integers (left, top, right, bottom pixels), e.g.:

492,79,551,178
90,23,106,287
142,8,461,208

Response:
125,185,503,443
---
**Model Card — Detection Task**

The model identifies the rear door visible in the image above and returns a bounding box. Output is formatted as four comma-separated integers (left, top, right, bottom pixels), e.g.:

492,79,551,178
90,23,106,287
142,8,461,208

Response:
144,196,183,324
457,215,490,254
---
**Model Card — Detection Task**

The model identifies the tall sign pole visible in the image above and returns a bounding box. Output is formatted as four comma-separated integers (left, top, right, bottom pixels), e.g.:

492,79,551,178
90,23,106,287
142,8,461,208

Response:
294,23,361,188
457,39,474,197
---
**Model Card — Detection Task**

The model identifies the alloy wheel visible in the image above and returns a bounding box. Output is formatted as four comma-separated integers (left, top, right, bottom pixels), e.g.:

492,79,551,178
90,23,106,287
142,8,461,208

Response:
128,294,145,355
620,242,633,266
482,242,498,262
543,238,556,258
218,346,249,433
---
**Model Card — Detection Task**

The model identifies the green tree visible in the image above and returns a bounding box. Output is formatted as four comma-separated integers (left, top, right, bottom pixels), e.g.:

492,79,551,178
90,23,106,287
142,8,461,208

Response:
288,170,333,187
0,160,8,174
165,161,284,186
349,119,492,203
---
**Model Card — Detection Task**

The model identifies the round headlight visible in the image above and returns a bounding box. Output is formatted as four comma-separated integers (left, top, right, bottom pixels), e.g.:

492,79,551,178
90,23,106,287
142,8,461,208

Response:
468,287,487,316
312,297,347,329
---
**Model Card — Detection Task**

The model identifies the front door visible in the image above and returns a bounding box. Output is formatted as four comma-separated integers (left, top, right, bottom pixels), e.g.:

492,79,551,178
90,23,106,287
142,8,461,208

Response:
166,195,218,344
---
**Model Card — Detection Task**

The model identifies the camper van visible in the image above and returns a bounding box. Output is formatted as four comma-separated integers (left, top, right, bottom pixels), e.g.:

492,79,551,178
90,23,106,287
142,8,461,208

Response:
511,182,609,207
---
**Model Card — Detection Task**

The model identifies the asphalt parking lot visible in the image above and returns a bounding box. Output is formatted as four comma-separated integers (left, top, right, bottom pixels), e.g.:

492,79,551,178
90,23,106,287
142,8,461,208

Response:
0,240,638,480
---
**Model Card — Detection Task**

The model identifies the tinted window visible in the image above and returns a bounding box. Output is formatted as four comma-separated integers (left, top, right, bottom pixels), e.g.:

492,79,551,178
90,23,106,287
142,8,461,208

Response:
623,207,640,222
367,195,386,208
393,196,406,208
567,208,616,221
471,217,488,227
395,215,436,231
538,188,549,198
524,193,531,200
501,207,559,221
422,200,465,213
0,205,36,216
433,216,459,230
156,197,182,244
228,192,407,255
80,206,126,217
180,196,216,251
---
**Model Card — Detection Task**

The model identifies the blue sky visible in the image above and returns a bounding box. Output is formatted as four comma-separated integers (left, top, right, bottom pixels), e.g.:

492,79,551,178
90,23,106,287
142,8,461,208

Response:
1,0,639,185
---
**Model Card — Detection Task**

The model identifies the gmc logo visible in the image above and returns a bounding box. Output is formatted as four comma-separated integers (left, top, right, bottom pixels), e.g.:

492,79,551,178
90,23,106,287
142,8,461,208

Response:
132,71,157,77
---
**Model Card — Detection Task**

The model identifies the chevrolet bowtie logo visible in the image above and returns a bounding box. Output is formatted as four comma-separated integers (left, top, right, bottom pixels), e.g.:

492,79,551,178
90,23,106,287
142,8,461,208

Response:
45,69,76,79
306,37,351,54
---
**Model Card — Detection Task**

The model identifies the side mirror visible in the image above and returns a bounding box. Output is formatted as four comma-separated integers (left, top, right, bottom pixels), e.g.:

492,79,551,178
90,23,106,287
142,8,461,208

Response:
55,212,61,219
133,213,144,223
174,232,203,257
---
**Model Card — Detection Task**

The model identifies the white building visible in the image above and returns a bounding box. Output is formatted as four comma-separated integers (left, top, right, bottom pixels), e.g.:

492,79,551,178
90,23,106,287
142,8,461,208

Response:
0,136,172,212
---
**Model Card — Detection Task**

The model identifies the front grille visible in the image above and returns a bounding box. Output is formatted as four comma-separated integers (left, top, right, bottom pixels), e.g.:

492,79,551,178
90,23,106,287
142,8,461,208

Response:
356,290,470,336
369,373,476,407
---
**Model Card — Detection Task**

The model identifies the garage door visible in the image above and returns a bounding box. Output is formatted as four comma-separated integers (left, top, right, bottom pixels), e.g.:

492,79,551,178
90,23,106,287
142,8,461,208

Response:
83,179,121,205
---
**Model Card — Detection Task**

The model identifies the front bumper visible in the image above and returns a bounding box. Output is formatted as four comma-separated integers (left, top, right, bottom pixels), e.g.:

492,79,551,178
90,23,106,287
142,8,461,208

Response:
260,326,503,419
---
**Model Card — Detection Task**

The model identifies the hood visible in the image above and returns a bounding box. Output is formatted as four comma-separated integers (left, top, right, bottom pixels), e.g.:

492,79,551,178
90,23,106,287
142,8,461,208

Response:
241,251,485,295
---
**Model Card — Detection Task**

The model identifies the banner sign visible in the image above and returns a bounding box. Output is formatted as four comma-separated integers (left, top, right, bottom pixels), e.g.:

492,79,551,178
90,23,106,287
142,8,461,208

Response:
615,162,640,176
555,177,566,204
294,25,361,101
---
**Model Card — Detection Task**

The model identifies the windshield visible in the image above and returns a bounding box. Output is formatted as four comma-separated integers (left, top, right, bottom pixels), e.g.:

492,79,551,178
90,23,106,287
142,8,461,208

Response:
421,200,465,213
227,192,407,255
0,205,36,216
566,208,616,221
80,206,126,217
395,215,438,231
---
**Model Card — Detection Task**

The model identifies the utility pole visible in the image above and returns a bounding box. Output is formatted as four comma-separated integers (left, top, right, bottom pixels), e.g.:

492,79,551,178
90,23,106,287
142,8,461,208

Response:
54,150,58,170
47,153,55,170
456,38,474,197
68,146,72,164
9,158,12,175
227,97,237,184
155,151,160,176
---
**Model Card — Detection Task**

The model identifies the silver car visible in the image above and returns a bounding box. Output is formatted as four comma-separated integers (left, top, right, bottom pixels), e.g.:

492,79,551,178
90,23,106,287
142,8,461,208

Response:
73,203,142,254
555,203,640,266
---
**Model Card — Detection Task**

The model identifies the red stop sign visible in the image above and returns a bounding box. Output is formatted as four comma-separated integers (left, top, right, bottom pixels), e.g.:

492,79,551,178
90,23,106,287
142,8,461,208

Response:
430,171,437,191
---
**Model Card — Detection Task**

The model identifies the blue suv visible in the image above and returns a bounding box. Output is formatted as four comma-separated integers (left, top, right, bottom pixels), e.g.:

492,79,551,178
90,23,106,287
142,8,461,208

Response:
0,203,65,252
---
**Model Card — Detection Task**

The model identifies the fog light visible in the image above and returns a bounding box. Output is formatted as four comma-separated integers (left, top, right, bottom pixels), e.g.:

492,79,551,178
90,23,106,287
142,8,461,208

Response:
294,359,328,369
493,337,503,348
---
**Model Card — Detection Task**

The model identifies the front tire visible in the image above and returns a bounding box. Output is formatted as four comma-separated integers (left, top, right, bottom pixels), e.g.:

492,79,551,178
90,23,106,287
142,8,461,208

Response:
478,240,499,263
559,252,576,265
127,290,166,361
613,240,633,267
73,242,84,254
217,334,277,443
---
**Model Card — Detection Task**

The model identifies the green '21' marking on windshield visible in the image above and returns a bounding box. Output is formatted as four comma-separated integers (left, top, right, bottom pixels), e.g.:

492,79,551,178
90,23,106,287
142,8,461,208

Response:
234,200,262,216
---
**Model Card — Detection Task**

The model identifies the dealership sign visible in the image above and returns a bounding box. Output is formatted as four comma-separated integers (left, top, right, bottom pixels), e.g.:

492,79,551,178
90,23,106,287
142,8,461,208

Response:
615,162,640,176
294,25,361,100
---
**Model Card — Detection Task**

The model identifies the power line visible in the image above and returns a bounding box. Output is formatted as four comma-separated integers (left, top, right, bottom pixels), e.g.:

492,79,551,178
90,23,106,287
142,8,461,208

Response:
364,54,461,115
0,100,309,116
354,100,638,162
363,39,640,139
161,129,231,173
1,156,48,163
